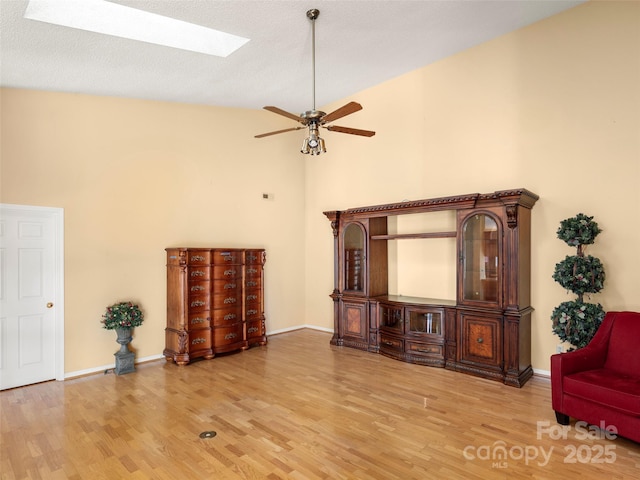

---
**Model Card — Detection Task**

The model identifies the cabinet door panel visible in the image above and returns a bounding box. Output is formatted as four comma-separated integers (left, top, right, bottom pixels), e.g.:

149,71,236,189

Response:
459,312,502,368
340,300,368,348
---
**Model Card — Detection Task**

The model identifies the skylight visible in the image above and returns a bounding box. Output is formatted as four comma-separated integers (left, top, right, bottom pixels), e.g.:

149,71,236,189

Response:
24,0,250,57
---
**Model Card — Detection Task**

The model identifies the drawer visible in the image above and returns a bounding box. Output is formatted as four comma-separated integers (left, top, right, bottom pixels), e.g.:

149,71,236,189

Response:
245,250,264,265
211,307,241,326
245,305,262,320
189,330,212,350
188,266,210,281
188,312,211,329
246,320,264,339
245,291,261,306
244,276,262,289
187,250,211,265
188,280,210,295
213,324,244,346
166,248,185,266
187,295,210,312
245,265,262,278
380,334,403,354
213,291,242,307
406,341,443,358
212,278,242,294
212,249,243,265
212,266,242,280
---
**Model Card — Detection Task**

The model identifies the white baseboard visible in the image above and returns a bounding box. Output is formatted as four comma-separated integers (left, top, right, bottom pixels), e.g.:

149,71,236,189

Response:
533,368,551,378
267,324,333,335
64,353,165,380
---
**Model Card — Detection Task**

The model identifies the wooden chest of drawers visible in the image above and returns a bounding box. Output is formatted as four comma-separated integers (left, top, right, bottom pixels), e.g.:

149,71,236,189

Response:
164,248,266,365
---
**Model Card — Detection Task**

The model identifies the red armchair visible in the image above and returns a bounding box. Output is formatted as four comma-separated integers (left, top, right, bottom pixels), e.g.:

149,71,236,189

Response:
551,311,640,443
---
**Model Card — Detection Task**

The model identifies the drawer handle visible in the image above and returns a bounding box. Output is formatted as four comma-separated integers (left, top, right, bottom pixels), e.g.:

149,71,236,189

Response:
247,309,258,315
190,285,205,292
223,256,233,262
223,313,237,321
384,341,394,346
248,327,259,334
191,270,205,277
247,255,257,262
247,294,258,301
192,338,206,345
224,333,237,340
191,317,207,324
417,348,434,353
190,300,206,307
477,337,484,343
190,255,205,262
224,283,236,289
224,269,236,276
247,268,258,274
224,297,237,304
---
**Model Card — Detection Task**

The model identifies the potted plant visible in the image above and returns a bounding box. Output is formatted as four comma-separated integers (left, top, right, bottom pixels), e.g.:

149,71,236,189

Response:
102,301,144,374
551,213,606,350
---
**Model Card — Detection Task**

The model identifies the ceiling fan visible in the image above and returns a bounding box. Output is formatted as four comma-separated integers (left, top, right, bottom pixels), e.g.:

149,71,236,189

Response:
255,8,375,155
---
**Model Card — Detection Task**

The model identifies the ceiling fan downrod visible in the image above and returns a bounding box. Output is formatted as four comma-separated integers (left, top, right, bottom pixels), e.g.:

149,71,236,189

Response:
307,9,319,112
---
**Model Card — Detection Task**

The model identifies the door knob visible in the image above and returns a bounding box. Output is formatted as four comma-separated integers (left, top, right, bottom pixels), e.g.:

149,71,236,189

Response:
47,302,54,308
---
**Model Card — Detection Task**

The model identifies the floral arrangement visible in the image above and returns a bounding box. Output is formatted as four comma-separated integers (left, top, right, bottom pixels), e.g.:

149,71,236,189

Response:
101,302,144,330
551,213,605,350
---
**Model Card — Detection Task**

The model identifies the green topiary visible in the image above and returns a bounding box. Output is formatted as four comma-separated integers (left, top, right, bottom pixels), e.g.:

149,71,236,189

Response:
556,213,602,247
551,300,605,349
552,255,605,296
551,213,606,350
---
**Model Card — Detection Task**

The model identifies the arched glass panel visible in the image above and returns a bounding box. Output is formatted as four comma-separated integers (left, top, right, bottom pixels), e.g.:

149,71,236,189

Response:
462,214,499,302
344,223,365,291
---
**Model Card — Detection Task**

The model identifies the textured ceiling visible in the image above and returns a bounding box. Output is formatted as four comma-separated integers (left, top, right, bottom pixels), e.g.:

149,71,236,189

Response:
1,0,585,113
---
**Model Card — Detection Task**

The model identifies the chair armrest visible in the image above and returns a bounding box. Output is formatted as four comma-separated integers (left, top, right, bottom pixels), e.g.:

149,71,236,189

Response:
550,336,609,413
551,346,606,377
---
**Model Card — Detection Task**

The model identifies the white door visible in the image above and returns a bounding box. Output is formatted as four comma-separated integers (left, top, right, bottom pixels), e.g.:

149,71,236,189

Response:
0,204,64,390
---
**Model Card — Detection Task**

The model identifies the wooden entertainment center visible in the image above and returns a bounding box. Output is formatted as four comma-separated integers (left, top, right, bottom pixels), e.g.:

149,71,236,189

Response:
324,188,538,387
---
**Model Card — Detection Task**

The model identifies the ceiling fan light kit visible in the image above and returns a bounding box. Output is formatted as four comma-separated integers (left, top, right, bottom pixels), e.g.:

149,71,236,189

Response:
255,8,375,156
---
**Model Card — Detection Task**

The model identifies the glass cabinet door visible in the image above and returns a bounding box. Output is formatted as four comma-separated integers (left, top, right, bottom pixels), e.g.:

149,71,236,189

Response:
343,223,365,291
407,308,443,336
461,213,500,304
379,304,403,333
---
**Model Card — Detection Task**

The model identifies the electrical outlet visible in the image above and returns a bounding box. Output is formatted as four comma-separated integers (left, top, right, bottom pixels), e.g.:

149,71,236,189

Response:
262,193,274,200
556,344,563,353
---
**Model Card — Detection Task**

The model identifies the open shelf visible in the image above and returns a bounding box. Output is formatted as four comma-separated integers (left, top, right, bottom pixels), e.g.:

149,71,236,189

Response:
371,231,456,241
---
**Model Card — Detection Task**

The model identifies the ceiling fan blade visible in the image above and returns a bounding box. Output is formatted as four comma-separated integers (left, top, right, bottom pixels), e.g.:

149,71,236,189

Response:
263,106,302,122
322,102,363,123
326,125,376,137
255,127,304,138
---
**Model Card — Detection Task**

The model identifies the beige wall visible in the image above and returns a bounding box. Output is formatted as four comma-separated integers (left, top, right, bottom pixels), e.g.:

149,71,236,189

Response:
1,91,307,373
2,1,638,375
305,0,640,372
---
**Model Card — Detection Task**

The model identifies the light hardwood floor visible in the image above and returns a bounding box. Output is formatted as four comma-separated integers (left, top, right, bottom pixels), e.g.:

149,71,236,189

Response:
1,329,639,479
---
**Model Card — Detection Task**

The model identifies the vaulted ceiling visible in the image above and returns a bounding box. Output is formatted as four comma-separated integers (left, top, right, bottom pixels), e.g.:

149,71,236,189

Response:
1,1,585,113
